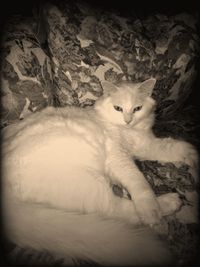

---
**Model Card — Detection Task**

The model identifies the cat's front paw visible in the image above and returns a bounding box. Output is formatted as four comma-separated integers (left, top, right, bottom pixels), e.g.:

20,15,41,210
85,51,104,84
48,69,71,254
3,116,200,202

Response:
135,197,163,226
138,202,168,235
157,192,182,216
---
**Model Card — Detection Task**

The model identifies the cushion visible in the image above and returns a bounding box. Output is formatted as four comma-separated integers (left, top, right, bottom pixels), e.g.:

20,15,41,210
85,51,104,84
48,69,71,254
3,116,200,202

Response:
44,0,199,118
1,16,54,128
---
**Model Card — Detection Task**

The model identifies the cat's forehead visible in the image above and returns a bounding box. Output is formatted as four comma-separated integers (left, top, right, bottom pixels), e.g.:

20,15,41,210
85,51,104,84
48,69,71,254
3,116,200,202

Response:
111,84,142,105
118,81,141,89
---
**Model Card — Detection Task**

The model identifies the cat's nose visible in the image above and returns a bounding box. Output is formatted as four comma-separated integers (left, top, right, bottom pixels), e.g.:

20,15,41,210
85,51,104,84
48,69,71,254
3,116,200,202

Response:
124,116,132,124
125,119,131,124
123,112,133,124
124,113,132,124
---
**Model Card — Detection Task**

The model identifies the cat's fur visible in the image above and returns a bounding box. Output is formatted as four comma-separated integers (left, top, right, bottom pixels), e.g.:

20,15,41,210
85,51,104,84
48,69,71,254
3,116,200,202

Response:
2,78,198,265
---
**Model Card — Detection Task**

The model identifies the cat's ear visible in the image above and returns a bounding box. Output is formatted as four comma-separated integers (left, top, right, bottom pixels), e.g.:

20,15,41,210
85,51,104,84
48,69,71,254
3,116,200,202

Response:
138,78,156,98
101,81,118,96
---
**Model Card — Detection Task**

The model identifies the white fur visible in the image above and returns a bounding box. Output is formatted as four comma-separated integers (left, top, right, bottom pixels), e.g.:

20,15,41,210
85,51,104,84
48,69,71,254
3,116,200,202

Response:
2,78,198,265
4,195,173,266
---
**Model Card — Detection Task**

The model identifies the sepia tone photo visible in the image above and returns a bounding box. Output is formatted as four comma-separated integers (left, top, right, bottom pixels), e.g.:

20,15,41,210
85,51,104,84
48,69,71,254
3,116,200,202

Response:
0,0,199,266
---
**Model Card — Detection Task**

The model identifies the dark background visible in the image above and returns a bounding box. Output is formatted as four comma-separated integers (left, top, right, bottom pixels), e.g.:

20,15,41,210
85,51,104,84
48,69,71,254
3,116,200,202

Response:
1,0,200,15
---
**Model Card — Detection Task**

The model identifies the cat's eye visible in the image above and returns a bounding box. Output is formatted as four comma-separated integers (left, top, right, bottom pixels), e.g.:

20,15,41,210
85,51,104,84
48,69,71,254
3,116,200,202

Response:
133,106,142,113
114,105,123,112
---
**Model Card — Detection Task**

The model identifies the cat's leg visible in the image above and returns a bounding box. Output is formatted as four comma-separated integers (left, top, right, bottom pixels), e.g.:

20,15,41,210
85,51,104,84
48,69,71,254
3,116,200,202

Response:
105,152,163,225
100,191,182,225
134,135,199,180
106,190,182,224
95,178,182,224
106,193,141,224
83,176,141,224
156,193,182,216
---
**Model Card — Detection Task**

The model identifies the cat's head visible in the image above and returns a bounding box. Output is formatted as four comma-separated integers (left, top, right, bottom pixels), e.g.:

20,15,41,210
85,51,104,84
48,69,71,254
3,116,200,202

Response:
95,78,156,127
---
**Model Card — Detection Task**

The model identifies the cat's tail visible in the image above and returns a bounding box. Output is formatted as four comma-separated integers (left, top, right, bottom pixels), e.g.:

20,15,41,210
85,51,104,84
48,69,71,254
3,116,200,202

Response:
3,196,172,266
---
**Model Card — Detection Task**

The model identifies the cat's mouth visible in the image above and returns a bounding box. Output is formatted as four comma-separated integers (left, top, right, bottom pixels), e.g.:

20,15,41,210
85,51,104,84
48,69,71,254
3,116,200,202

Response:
124,119,139,128
123,121,134,127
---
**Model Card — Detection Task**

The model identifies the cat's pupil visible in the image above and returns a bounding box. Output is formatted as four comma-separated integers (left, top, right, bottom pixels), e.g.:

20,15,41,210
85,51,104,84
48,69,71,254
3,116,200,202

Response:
114,105,123,112
133,106,142,113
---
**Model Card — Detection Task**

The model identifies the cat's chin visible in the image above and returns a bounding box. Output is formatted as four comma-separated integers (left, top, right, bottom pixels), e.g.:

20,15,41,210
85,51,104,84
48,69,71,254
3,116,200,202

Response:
126,121,141,128
127,123,136,128
121,122,136,128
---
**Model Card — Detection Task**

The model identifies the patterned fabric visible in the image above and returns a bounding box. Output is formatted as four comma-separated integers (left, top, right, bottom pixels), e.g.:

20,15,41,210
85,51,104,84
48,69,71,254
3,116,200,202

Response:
1,0,199,266
1,16,54,128
44,0,199,116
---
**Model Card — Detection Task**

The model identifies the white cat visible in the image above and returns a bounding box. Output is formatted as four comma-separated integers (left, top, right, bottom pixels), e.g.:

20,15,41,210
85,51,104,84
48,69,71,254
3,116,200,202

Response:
2,78,198,266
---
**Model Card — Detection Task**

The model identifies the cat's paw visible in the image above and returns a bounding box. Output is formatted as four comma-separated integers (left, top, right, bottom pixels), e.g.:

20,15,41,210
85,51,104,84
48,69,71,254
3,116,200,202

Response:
135,197,163,225
157,193,182,216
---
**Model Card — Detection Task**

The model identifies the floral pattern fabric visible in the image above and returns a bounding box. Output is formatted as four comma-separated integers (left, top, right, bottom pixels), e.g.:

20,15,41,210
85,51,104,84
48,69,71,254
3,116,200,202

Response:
1,0,199,266
44,0,199,117
1,16,54,128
